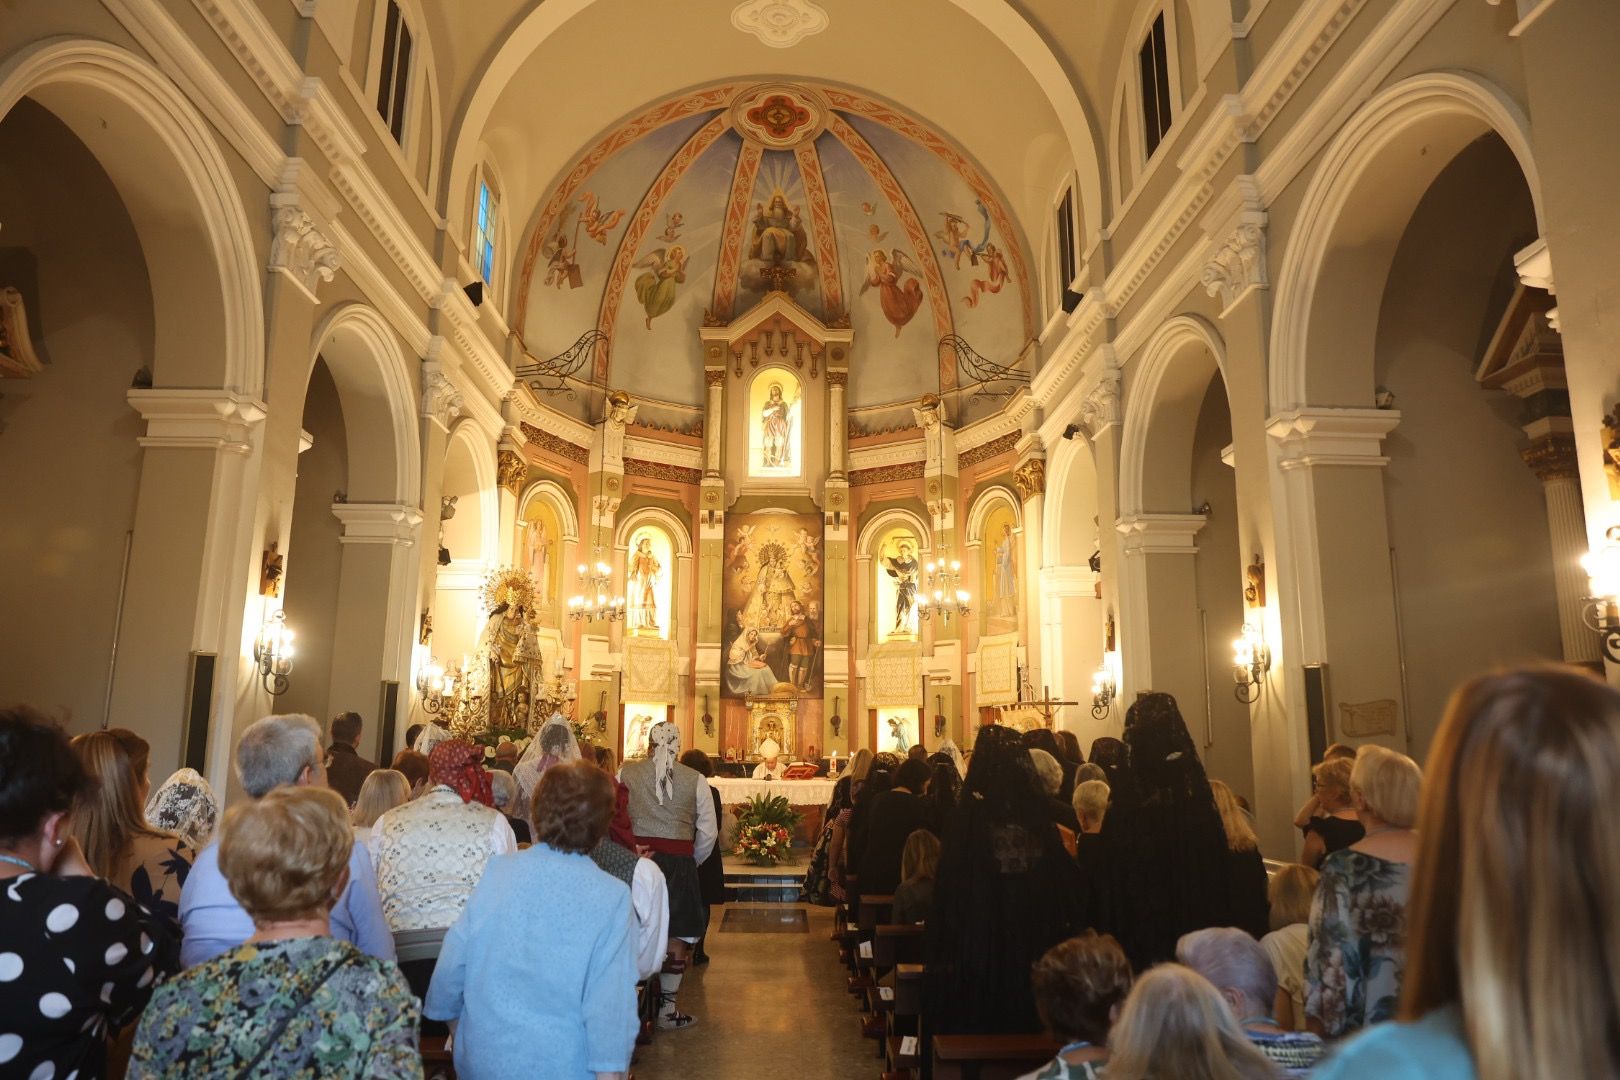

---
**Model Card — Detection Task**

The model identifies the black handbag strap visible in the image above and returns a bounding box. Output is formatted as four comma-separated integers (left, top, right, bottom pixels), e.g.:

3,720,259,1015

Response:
236,950,358,1079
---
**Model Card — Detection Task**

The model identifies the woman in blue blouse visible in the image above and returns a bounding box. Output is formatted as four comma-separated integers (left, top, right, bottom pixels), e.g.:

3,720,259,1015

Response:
1316,667,1620,1079
427,759,638,1080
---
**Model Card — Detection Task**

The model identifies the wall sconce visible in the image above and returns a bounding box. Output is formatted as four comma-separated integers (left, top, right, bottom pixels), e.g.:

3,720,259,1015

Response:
414,656,456,716
829,696,842,738
1232,621,1271,703
933,694,947,738
1581,525,1620,662
253,608,295,696
1091,654,1118,719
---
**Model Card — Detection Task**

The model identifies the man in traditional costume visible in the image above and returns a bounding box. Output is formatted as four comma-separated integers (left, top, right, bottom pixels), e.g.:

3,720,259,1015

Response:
621,721,717,1030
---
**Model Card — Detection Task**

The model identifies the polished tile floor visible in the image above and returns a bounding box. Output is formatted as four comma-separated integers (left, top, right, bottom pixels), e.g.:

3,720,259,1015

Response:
634,902,877,1079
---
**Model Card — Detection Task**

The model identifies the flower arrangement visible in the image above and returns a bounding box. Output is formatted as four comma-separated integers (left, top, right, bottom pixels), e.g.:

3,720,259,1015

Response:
732,793,800,866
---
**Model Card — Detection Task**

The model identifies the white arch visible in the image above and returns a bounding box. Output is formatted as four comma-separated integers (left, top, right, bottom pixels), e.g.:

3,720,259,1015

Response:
965,485,1022,544
0,38,264,397
308,303,423,506
1118,313,1227,518
1269,71,1543,411
613,504,693,555
517,478,581,542
440,0,1105,245
856,506,933,556
445,419,499,565
1042,435,1099,566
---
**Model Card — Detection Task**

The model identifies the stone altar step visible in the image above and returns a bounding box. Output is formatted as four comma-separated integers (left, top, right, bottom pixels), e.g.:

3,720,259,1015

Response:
723,856,807,903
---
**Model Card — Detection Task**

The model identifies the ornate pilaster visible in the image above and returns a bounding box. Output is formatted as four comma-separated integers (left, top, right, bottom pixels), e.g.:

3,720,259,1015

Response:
1201,213,1268,315
827,369,848,480
1013,456,1047,501
1079,369,1122,439
419,361,464,432
496,447,527,497
268,205,340,301
703,367,725,480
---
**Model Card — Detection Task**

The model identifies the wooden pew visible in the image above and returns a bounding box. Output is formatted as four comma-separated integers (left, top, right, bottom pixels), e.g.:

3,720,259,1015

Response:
931,1034,1060,1080
420,1035,454,1079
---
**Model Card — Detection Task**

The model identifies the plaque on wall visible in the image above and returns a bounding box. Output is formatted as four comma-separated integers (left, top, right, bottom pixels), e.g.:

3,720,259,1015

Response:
1338,698,1398,738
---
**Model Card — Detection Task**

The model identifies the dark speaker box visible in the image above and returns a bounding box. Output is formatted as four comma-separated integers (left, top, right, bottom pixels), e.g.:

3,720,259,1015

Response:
182,652,216,773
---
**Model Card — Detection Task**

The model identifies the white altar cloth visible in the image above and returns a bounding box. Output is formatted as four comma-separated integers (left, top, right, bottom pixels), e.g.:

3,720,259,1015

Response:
711,777,837,807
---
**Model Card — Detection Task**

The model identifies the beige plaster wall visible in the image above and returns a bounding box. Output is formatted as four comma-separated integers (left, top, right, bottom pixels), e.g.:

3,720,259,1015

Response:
1375,134,1561,755
0,101,151,732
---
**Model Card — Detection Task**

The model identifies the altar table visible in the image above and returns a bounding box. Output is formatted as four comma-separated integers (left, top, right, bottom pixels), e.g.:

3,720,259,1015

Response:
710,777,838,848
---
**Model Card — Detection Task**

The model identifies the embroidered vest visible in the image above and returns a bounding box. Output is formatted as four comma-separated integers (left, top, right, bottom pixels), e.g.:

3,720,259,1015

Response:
589,837,638,889
622,760,699,841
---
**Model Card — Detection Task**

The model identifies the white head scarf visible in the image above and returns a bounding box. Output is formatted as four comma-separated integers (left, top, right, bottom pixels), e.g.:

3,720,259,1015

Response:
515,712,582,813
649,720,682,805
144,768,221,850
413,721,453,757
936,736,967,778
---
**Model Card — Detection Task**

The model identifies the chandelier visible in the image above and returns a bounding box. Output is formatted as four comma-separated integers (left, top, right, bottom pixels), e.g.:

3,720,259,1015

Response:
568,550,625,621
917,550,971,624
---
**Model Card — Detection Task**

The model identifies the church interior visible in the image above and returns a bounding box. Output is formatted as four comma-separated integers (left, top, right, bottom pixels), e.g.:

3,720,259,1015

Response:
3,0,1619,1076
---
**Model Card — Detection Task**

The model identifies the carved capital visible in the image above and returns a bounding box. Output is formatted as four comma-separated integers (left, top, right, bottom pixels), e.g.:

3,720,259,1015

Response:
704,367,727,386
1013,457,1046,501
1522,435,1579,482
825,369,848,388
268,206,340,298
1080,371,1122,436
420,363,464,429
496,447,527,496
1201,217,1267,313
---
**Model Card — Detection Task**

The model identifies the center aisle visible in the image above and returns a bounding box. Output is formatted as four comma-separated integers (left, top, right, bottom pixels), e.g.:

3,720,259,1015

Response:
633,903,875,1079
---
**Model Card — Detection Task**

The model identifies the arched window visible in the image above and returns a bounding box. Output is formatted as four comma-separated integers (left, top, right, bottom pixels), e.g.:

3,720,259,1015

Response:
473,165,501,289
1050,182,1080,316
625,522,675,640
873,522,923,643
373,0,414,146
748,369,802,479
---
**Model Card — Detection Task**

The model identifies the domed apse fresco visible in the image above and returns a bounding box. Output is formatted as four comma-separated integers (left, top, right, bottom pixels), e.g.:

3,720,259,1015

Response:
512,82,1036,425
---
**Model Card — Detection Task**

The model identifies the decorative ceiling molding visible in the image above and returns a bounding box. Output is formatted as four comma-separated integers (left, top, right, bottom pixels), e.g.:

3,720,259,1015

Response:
794,142,844,320
730,0,831,49
708,139,763,323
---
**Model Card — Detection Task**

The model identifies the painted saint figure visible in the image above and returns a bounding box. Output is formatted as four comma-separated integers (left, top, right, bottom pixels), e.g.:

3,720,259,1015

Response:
632,245,687,329
726,628,779,697
750,193,805,263
761,382,792,469
628,535,663,632
992,522,1017,618
861,248,925,337
779,600,821,691
884,541,920,634
740,547,799,630
523,519,552,605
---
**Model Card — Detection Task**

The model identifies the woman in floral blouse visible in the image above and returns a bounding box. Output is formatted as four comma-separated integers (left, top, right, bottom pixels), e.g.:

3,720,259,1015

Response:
1304,745,1423,1038
131,786,419,1078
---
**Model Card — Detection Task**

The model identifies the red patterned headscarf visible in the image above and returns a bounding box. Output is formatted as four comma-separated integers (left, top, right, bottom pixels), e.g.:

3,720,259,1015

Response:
429,739,494,807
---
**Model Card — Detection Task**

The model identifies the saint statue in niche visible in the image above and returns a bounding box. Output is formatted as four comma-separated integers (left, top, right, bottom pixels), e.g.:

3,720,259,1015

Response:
884,540,920,633
628,534,663,632
991,522,1017,618
522,518,552,605
761,382,793,469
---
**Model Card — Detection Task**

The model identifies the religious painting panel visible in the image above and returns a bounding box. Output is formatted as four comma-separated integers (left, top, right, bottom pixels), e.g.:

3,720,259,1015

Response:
876,706,920,756
980,500,1019,637
873,523,922,642
721,511,824,699
621,702,669,761
517,496,564,627
747,368,803,479
625,523,674,638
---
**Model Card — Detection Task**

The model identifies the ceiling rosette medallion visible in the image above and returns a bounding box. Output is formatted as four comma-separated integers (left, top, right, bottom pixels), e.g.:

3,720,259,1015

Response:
730,0,830,50
730,83,828,149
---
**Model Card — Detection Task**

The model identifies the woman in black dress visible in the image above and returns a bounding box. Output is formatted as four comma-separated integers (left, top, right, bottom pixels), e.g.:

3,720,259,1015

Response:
0,708,179,1080
680,750,728,963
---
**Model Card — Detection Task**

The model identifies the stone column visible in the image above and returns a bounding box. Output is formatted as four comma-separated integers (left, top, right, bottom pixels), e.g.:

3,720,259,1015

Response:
1115,514,1207,707
823,369,851,752
410,348,464,749
327,502,424,721
1524,436,1601,663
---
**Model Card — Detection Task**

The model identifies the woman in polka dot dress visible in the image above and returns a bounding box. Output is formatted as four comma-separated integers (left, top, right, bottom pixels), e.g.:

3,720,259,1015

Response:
0,708,179,1080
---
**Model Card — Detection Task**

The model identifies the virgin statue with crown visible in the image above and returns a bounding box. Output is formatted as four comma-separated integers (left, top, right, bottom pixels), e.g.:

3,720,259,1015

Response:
462,567,546,735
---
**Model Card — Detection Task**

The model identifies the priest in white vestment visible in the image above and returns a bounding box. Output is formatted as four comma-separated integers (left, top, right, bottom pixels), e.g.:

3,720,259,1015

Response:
752,738,788,781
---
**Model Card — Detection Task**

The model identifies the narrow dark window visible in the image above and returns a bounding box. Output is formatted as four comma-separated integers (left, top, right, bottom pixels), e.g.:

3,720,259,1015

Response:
1056,189,1080,313
1139,12,1174,159
375,0,413,146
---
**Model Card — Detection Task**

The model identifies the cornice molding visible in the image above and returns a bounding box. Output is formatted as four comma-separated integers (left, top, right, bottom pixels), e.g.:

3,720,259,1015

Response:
1266,407,1402,469
849,440,926,472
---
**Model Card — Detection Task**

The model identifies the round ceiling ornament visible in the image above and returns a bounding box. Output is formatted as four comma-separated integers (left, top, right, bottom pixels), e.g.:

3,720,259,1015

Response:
730,0,831,50
730,83,827,149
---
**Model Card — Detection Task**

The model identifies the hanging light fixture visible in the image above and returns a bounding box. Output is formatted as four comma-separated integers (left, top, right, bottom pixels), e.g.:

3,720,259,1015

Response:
568,382,626,622
915,390,970,625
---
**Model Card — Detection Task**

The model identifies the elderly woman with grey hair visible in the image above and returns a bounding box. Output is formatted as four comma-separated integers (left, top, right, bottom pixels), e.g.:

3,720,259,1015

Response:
176,712,394,967
1177,927,1324,1076
487,767,532,844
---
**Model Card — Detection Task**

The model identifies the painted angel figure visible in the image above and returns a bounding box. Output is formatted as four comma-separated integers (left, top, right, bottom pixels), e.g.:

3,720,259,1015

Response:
632,245,687,329
578,191,625,244
963,241,1012,308
794,527,821,577
726,524,756,578
861,248,925,337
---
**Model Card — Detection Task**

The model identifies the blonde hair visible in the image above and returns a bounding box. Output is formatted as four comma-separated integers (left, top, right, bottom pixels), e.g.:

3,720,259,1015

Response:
1267,863,1319,930
900,828,940,883
1072,779,1110,828
846,748,875,783
1401,666,1620,1080
219,786,352,923
1350,744,1421,828
70,730,170,879
1311,756,1354,802
351,769,409,828
1104,964,1281,1080
1207,780,1258,853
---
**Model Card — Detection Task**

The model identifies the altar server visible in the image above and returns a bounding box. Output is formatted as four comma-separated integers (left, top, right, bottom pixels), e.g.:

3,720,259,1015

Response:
620,721,717,1029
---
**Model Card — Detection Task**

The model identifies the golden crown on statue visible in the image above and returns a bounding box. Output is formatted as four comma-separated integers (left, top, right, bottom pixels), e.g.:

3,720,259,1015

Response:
480,566,538,616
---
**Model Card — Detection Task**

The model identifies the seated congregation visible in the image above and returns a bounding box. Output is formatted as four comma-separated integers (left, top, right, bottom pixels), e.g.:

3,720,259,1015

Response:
1,663,1617,1079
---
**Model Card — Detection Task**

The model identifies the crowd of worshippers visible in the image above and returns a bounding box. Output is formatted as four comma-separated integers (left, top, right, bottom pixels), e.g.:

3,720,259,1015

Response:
800,665,1620,1080
1,664,1618,1079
